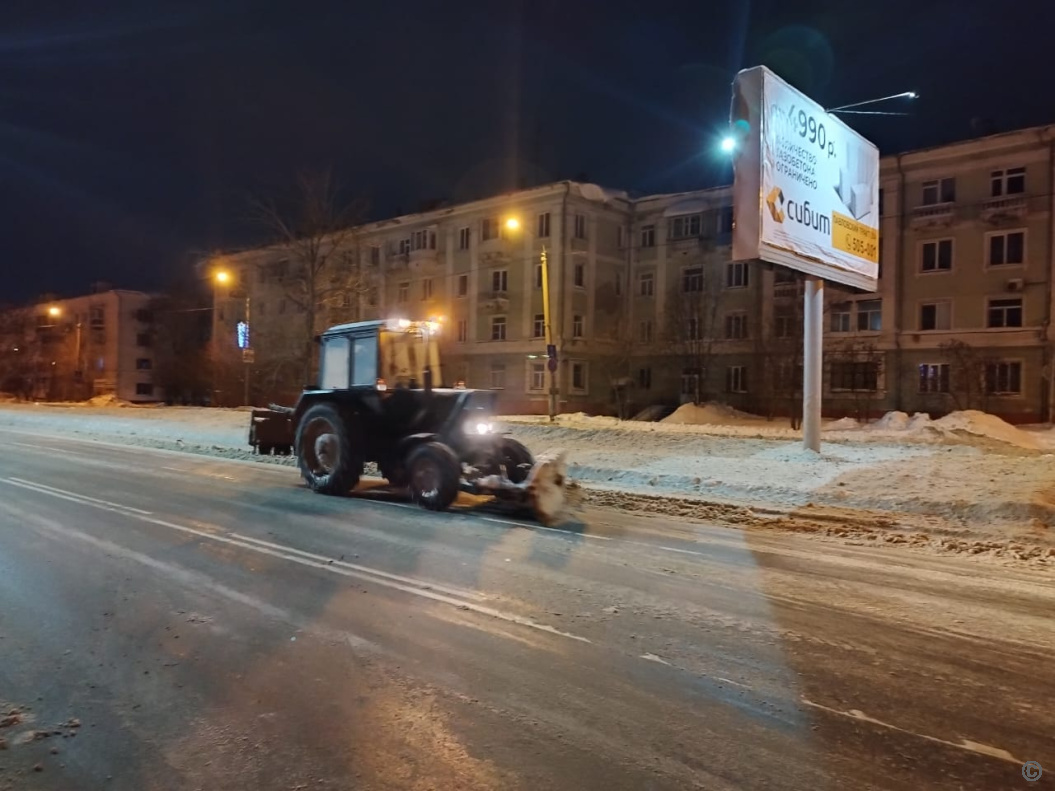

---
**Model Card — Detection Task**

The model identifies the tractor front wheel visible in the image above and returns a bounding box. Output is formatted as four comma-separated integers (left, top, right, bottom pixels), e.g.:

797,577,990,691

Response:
295,404,363,495
406,442,461,512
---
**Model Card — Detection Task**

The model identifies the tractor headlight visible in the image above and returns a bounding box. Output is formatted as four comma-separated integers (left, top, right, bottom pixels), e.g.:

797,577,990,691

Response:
475,422,493,435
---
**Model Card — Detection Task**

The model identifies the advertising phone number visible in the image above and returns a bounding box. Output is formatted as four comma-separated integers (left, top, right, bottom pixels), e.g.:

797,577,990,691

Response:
831,211,879,264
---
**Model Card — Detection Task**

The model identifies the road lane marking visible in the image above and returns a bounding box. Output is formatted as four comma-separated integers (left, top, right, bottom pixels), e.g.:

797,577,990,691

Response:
1,477,591,646
800,698,1023,764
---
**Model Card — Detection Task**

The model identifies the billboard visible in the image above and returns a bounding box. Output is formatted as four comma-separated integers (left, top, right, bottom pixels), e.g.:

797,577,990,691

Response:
731,66,879,291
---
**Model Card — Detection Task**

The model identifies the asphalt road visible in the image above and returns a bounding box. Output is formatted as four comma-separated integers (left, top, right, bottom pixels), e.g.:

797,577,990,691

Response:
0,427,1051,791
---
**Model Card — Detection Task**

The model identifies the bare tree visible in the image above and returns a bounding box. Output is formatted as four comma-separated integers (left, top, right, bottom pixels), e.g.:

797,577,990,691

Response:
0,306,33,400
249,170,369,385
940,339,992,412
753,274,804,425
666,254,725,404
829,338,884,421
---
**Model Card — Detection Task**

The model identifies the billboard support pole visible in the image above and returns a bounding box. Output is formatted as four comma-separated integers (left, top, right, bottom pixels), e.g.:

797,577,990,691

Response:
803,277,824,452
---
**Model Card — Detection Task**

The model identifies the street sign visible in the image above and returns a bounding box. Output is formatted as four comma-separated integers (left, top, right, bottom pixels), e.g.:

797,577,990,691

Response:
236,321,250,350
547,358,558,373
242,348,255,364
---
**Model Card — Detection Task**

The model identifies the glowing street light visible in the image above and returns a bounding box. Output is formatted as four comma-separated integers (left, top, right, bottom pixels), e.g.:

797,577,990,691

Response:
504,217,521,232
47,305,62,317
720,136,736,154
214,270,231,285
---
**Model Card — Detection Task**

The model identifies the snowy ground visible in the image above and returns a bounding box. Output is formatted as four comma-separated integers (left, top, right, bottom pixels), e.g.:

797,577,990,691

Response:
0,402,1052,564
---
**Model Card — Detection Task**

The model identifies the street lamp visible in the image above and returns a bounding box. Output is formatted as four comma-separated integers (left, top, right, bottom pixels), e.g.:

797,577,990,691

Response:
47,305,62,318
504,216,559,421
212,268,252,406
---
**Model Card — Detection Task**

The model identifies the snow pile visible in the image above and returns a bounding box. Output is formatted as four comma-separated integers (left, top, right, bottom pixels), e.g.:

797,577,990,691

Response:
85,394,133,408
824,416,860,431
661,402,764,426
928,410,1041,451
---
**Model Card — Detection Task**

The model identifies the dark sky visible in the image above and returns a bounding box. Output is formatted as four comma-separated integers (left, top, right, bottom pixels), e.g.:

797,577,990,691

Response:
3,0,1054,302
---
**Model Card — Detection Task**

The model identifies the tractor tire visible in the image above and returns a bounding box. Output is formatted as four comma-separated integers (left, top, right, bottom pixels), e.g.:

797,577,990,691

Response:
295,404,364,495
258,444,273,456
498,437,534,484
406,442,461,512
379,461,407,488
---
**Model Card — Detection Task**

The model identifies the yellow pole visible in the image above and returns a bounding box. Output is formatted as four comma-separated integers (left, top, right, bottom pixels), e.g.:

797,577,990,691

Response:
540,246,556,421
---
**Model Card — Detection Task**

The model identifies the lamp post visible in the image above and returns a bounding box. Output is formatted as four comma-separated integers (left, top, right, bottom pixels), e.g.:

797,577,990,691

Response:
212,269,252,407
504,216,558,421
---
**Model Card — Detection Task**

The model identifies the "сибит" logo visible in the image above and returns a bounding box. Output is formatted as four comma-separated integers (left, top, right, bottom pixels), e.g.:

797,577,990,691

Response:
766,185,830,235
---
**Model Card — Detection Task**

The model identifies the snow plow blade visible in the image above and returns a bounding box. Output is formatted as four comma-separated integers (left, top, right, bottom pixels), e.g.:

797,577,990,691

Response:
467,449,568,526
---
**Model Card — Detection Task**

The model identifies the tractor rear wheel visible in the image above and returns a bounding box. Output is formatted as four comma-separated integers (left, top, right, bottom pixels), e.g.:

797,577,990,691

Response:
295,404,363,495
406,442,461,511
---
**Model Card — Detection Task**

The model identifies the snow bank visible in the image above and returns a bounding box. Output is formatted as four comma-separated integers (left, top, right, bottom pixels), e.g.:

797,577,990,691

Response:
929,410,1041,451
85,394,134,408
661,402,764,426
825,416,860,431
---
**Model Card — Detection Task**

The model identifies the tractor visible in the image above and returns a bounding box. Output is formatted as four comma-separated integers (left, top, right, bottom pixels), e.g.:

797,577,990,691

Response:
248,319,567,524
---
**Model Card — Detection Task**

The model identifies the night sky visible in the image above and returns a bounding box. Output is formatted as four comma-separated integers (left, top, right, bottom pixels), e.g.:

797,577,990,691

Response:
3,0,1054,303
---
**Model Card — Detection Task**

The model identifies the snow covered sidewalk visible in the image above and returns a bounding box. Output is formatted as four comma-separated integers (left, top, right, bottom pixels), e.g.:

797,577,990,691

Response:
0,402,1052,562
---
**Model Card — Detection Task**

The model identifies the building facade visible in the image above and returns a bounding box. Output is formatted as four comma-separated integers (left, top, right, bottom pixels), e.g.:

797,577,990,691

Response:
210,124,1055,423
0,287,158,402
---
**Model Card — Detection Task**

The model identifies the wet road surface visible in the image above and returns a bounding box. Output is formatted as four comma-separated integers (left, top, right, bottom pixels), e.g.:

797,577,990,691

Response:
0,428,1052,790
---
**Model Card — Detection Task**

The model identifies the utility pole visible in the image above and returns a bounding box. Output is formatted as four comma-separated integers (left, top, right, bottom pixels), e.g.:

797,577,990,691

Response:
540,246,558,421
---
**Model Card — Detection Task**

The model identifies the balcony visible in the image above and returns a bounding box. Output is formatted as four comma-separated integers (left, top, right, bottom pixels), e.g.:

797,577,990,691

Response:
408,247,438,271
980,195,1028,224
911,203,955,229
479,292,510,312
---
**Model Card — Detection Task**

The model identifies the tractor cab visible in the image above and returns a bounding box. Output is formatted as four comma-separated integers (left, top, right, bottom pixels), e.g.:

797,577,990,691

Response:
317,318,444,393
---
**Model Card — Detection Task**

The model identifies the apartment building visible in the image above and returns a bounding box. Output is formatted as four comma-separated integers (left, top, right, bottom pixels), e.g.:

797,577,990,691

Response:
0,286,158,402
209,123,1055,421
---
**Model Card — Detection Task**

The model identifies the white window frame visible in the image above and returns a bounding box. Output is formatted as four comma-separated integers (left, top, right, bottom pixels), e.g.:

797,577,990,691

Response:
985,229,1027,268
726,261,749,289
918,363,950,394
528,361,546,392
991,167,1026,198
534,264,543,289
490,315,507,341
492,269,508,294
574,214,587,239
457,319,468,343
573,263,585,289
856,299,882,333
458,227,471,250
533,314,545,339
640,225,656,248
489,363,507,390
422,278,433,300
397,281,410,303
987,297,1023,329
456,273,469,298
830,304,851,333
682,266,704,293
668,213,703,240
572,314,584,338
919,238,954,273
921,177,955,206
726,365,748,394
537,212,551,238
639,271,654,297
985,360,1023,396
639,319,653,343
918,300,952,331
724,312,748,340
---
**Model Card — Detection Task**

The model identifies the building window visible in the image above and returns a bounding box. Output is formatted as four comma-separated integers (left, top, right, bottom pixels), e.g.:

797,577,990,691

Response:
641,225,656,248
492,269,508,293
135,358,152,370
534,264,543,289
639,320,653,343
774,267,796,285
457,319,468,343
726,366,747,393
398,238,412,255
985,361,1022,395
725,313,748,339
530,362,546,391
574,263,585,288
537,212,551,238
774,315,794,338
920,301,951,331
830,303,851,333
422,278,434,300
481,218,498,241
988,230,1026,267
638,368,652,390
669,214,702,240
533,314,545,338
411,229,436,251
370,245,381,266
991,167,1026,197
856,300,882,332
617,225,626,249
135,308,152,323
686,317,702,341
918,363,950,393
726,261,749,288
921,239,953,272
491,316,507,341
457,273,469,297
830,361,879,392
681,369,700,397
921,177,955,206
574,214,586,239
572,315,584,338
136,333,152,347
683,267,703,293
135,383,154,396
490,363,506,390
988,298,1023,328
571,362,587,392
398,282,410,302
639,271,654,297
458,227,471,250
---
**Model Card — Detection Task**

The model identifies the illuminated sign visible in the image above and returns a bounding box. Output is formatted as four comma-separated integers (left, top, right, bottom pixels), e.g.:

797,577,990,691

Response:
236,321,250,349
